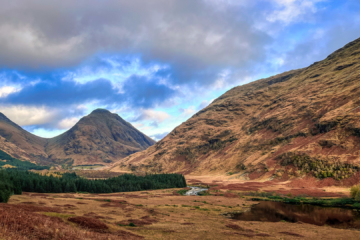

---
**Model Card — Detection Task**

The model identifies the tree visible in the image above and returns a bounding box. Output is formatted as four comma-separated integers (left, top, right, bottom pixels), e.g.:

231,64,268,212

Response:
0,182,13,203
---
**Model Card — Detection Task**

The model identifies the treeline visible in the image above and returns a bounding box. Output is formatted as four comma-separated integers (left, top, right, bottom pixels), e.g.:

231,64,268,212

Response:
0,170,187,202
0,150,49,170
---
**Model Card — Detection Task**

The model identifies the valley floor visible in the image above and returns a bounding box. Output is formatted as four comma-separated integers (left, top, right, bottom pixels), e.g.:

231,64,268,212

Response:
1,176,358,239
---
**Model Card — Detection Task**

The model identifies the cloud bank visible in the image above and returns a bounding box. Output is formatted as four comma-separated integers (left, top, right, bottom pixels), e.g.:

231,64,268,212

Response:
0,0,359,140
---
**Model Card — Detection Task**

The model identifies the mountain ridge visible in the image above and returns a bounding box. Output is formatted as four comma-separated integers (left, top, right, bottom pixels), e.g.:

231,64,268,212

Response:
109,36,360,183
0,109,156,166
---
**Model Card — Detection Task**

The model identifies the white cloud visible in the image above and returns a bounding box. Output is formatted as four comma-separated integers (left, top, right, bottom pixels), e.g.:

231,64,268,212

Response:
57,117,79,129
266,0,324,25
0,105,59,126
179,106,196,117
0,86,20,98
135,109,170,123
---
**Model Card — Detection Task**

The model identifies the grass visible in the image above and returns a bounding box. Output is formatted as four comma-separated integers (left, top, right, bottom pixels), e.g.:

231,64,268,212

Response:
4,185,360,239
176,189,189,195
198,191,211,196
251,195,360,209
42,212,76,219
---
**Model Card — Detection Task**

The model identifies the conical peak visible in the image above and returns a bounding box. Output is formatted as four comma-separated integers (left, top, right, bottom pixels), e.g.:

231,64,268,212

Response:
90,108,111,115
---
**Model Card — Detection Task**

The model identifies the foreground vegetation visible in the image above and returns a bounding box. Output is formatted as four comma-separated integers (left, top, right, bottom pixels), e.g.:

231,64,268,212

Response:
0,170,187,202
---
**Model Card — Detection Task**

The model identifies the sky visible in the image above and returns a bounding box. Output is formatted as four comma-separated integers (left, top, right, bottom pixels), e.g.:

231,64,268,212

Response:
0,0,359,141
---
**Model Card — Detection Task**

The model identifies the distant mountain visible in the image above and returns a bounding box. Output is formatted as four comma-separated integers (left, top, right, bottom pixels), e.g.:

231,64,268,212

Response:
110,37,360,182
0,109,155,166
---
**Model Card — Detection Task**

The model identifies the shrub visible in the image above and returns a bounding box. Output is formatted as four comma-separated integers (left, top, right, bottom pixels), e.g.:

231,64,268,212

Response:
350,185,360,199
355,191,360,201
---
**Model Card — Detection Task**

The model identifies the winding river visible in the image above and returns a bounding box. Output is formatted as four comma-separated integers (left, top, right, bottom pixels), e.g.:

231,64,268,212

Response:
185,186,208,196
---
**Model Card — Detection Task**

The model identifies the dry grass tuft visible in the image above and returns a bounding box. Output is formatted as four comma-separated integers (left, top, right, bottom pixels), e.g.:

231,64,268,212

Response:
68,216,109,232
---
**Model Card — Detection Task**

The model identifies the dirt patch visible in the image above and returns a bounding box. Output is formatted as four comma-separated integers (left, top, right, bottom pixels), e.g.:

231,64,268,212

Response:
116,230,144,239
83,212,113,220
248,170,266,180
63,204,77,208
279,231,304,237
211,181,274,192
100,201,129,209
117,216,158,226
225,232,271,237
223,192,239,198
147,208,161,216
62,194,76,198
68,216,109,232
225,224,253,232
188,179,203,183
123,194,148,199
30,193,48,197
181,222,194,225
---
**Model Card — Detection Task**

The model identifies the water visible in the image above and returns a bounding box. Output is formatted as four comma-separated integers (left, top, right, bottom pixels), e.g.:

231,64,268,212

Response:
231,201,360,229
185,186,208,196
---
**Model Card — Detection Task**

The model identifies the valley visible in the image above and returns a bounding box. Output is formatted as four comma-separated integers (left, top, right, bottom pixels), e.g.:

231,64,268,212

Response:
1,1,360,239
2,176,359,240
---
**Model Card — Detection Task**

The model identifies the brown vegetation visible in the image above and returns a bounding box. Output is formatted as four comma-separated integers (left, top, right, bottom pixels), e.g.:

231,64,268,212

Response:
68,216,109,232
0,203,122,239
2,185,360,239
110,37,360,188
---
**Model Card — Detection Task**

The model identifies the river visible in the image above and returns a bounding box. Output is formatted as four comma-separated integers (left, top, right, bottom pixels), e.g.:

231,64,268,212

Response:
185,186,208,196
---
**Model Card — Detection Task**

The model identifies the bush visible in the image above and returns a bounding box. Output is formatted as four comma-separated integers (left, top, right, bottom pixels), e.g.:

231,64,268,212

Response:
350,185,360,199
355,191,360,201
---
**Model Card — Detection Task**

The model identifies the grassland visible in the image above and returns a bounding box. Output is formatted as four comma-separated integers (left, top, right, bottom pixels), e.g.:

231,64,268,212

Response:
2,176,360,239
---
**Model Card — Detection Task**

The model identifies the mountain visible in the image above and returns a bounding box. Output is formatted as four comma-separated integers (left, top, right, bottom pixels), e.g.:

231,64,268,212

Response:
110,37,360,181
0,109,155,166
0,113,48,164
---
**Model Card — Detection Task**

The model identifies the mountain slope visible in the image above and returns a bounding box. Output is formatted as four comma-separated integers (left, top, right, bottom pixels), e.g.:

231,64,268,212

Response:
0,109,155,166
110,37,360,181
46,109,155,165
0,113,48,163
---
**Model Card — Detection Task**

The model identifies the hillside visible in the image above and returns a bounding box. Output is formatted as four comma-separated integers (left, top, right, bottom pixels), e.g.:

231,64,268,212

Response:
0,109,155,166
110,37,360,182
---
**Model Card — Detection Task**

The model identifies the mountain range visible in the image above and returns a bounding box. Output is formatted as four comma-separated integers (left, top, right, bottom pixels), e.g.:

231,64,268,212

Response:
109,36,360,181
1,36,360,182
0,109,155,167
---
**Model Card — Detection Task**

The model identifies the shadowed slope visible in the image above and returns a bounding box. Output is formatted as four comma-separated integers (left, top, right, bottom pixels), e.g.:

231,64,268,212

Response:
0,113,48,164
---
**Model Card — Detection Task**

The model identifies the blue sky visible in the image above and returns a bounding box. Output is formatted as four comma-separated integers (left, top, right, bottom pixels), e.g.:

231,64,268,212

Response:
0,0,359,140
